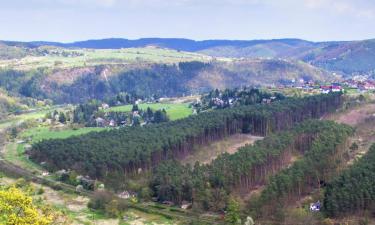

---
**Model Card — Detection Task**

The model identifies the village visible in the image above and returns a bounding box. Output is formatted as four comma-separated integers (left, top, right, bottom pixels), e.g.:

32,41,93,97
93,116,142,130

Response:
273,76,375,94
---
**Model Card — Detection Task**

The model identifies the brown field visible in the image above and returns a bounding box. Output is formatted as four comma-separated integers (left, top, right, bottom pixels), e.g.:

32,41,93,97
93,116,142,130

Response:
182,133,263,165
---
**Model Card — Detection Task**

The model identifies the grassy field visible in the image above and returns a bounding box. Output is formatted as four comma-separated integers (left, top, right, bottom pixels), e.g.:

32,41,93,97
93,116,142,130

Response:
0,108,59,130
20,126,109,143
106,103,193,121
3,143,43,172
0,47,212,70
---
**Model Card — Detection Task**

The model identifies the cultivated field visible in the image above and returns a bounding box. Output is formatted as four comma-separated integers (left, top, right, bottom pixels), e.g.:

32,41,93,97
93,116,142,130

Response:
0,47,212,70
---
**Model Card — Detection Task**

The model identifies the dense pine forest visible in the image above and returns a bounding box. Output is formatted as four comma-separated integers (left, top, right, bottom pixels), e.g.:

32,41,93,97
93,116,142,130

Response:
30,93,342,179
249,121,353,219
323,144,375,217
150,120,353,211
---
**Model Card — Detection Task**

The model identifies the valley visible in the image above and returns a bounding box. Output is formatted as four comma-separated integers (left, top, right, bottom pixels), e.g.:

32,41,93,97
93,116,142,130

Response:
0,37,375,225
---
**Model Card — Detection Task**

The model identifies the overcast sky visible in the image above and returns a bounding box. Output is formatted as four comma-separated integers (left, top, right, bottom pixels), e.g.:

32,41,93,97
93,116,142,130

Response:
1,0,374,42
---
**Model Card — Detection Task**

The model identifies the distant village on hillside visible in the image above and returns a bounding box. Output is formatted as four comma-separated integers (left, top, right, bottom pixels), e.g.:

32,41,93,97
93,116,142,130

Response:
273,76,375,94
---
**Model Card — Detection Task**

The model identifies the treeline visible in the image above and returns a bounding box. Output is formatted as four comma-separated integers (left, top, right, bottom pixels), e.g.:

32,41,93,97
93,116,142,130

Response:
30,93,342,178
150,120,353,211
249,121,353,218
194,87,285,111
323,144,375,217
72,100,168,127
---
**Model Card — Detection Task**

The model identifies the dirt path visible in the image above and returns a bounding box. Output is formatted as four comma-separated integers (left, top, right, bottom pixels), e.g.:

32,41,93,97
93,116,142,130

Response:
182,134,264,165
323,103,375,126
324,102,375,163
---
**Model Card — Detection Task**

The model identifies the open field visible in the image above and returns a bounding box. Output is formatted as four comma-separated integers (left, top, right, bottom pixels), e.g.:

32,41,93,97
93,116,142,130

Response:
0,107,61,131
0,47,213,70
20,126,109,143
182,133,264,165
2,143,43,172
106,103,193,121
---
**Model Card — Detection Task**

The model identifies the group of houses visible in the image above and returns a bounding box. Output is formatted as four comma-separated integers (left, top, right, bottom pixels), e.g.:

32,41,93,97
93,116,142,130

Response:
342,79,375,92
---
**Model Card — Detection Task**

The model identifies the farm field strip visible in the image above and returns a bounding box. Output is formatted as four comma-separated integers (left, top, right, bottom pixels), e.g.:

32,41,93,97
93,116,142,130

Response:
106,103,193,120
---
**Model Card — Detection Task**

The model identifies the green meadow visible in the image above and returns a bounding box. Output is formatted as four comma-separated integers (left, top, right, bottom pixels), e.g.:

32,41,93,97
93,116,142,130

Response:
20,126,109,143
106,103,193,120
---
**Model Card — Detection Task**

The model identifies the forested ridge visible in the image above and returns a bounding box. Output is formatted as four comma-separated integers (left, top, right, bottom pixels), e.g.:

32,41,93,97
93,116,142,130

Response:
323,144,375,217
150,120,353,211
30,93,342,178
249,121,353,218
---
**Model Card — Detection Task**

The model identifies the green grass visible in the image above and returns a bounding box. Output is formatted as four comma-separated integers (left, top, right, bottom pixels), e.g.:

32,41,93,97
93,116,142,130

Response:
106,103,193,121
3,143,43,172
0,108,59,130
20,126,109,143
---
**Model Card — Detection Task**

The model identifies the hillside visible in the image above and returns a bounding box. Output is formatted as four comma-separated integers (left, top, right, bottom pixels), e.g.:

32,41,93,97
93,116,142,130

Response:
0,45,212,70
0,89,28,120
6,37,375,76
300,39,375,76
0,58,332,104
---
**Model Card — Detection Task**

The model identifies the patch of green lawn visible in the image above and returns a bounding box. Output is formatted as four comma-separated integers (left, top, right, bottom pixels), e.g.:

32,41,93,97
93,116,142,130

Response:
21,126,109,143
106,103,193,121
3,143,43,172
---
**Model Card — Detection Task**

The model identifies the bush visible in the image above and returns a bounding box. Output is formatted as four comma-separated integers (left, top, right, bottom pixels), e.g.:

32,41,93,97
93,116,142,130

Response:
37,188,45,195
88,191,113,210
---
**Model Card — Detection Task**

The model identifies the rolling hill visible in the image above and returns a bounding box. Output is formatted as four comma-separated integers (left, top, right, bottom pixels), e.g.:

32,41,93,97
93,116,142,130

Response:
4,37,374,76
0,41,335,104
0,58,332,104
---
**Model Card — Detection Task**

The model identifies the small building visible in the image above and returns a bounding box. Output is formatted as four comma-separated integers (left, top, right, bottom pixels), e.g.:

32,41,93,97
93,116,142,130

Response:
109,119,116,127
101,103,110,109
118,191,137,199
310,201,321,212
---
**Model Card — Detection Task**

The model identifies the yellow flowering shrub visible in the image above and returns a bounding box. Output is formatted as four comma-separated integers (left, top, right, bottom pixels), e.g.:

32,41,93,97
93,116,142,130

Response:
0,186,53,225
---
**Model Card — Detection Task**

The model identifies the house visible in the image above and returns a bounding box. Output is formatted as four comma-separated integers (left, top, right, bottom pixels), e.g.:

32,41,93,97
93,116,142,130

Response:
101,103,110,110
310,201,321,212
262,98,272,104
109,119,116,127
364,82,375,90
331,85,343,92
320,85,343,94
118,191,137,199
41,171,49,176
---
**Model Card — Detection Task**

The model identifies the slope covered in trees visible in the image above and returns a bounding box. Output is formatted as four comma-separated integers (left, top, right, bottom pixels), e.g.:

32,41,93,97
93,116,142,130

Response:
151,120,353,210
323,144,375,217
250,121,353,218
0,58,331,104
30,93,342,179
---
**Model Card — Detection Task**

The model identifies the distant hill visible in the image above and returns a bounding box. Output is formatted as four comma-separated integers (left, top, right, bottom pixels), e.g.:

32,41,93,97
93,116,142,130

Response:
0,40,337,103
27,38,315,52
3,37,375,76
0,59,332,104
299,39,375,76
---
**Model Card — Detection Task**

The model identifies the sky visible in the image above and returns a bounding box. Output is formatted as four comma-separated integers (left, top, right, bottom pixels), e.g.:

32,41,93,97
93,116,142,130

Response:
0,0,375,42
